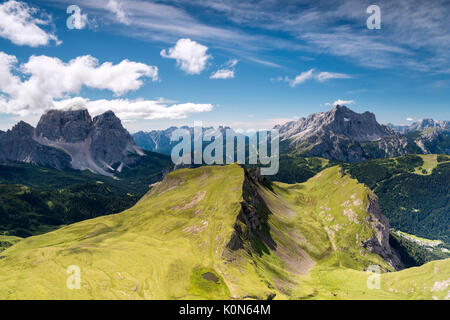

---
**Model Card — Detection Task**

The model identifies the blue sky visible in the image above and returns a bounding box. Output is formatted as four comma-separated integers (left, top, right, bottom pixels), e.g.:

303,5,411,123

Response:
0,0,449,132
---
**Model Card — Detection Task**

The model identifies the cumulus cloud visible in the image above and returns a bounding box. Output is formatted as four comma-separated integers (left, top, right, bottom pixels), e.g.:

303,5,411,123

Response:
285,69,352,87
161,38,211,74
406,117,414,121
53,97,213,120
0,52,158,115
0,0,60,47
0,52,213,120
210,59,238,79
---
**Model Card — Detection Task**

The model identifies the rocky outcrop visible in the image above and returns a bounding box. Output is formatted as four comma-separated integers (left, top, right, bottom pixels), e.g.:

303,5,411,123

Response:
226,168,276,253
363,194,403,270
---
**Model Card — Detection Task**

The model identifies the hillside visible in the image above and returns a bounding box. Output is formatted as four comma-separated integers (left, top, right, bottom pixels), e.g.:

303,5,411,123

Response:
344,154,450,243
0,164,447,300
0,151,173,237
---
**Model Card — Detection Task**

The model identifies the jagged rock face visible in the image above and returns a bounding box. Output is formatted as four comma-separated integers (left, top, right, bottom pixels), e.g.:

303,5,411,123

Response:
276,105,413,162
0,121,72,169
36,109,93,143
363,195,403,270
0,109,143,175
91,111,142,168
226,167,276,253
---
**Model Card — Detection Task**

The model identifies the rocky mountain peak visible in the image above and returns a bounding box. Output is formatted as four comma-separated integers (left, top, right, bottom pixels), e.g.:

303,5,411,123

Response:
90,110,142,169
36,109,93,143
11,121,35,138
278,105,393,143
92,110,124,131
275,105,407,162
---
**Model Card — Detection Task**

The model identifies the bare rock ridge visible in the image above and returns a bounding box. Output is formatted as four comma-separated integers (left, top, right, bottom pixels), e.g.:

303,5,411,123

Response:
226,167,275,253
0,109,143,176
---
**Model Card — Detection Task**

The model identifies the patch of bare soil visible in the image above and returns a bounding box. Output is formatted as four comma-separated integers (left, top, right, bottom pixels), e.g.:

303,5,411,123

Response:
178,191,206,210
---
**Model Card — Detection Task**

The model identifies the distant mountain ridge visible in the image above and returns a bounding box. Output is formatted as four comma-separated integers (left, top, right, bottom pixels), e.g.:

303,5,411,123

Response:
132,105,450,163
387,119,450,155
133,125,236,156
274,105,415,162
0,109,144,176
388,119,450,134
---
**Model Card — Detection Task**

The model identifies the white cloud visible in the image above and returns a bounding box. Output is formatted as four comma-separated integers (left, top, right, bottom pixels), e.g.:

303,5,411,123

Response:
333,99,355,106
210,69,234,79
0,52,212,121
0,0,60,47
226,59,238,68
106,0,129,24
161,38,211,74
285,69,352,87
289,69,315,87
0,52,158,115
210,59,238,79
406,117,414,121
317,72,352,82
53,97,213,120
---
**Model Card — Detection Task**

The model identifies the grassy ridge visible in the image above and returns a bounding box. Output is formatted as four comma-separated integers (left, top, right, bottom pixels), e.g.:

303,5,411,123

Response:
0,165,448,300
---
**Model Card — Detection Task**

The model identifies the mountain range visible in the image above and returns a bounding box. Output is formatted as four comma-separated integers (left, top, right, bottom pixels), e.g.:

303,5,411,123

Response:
134,105,450,163
1,106,447,174
0,105,449,300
